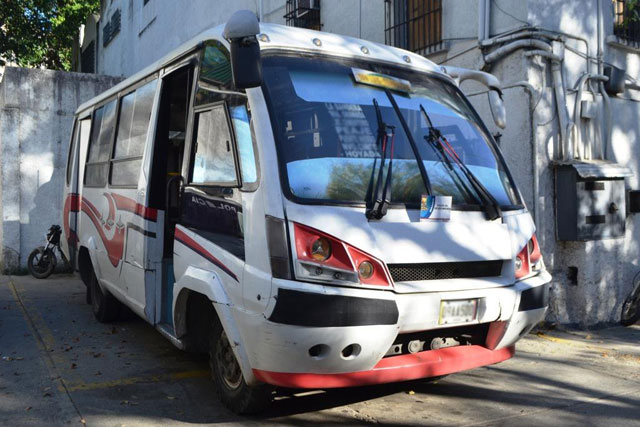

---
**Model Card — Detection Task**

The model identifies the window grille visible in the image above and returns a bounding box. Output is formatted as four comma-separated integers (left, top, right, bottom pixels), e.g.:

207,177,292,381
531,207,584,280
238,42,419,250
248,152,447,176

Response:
385,0,442,55
102,9,121,47
613,0,640,43
284,0,321,31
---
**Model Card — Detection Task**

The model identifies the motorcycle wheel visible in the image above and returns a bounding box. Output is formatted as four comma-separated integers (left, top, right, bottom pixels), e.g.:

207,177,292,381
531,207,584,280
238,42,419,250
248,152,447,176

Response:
27,246,57,279
621,273,640,326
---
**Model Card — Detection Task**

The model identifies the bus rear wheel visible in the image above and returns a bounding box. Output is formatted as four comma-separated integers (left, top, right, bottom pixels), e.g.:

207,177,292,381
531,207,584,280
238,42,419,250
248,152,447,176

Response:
90,270,121,322
209,322,272,414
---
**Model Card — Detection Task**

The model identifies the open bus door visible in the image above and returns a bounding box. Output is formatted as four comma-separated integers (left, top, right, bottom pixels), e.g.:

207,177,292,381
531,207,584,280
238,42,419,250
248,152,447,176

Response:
62,117,91,269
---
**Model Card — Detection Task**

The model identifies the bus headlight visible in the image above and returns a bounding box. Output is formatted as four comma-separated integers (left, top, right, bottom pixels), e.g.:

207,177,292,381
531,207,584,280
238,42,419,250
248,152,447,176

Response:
311,237,331,261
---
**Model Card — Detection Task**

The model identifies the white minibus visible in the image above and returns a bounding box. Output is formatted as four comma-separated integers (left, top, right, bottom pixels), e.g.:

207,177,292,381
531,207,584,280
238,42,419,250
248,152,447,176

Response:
62,11,551,413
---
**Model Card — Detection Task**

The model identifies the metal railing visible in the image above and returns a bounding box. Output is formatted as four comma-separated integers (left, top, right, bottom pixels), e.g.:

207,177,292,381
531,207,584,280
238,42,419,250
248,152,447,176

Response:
385,0,442,54
284,0,322,31
613,0,640,43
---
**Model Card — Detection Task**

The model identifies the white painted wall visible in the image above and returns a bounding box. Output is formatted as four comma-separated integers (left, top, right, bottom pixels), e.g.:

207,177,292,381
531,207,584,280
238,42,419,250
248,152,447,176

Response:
0,68,122,271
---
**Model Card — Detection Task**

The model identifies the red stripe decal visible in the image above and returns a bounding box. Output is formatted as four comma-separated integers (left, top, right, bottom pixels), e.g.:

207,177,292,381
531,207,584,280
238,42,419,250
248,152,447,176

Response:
80,198,125,268
174,227,239,282
63,193,80,246
253,345,515,389
110,193,157,222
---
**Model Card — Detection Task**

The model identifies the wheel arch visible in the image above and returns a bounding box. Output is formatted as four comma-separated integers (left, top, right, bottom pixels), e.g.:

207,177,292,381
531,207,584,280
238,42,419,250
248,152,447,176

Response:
172,266,257,385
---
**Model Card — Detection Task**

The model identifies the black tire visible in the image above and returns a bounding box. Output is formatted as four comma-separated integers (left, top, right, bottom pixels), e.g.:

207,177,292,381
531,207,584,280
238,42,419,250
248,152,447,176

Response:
27,246,56,279
209,322,272,414
621,279,640,326
90,269,121,322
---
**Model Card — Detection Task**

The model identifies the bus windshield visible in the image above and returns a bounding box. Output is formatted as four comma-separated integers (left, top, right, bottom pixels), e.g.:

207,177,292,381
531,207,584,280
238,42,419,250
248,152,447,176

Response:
262,55,521,209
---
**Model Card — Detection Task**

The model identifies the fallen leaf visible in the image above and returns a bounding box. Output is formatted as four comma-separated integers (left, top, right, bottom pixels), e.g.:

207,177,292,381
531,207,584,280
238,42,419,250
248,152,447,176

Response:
167,396,176,400
25,406,32,411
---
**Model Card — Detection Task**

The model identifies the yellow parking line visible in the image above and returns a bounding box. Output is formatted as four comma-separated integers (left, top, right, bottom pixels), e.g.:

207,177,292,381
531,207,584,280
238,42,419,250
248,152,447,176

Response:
535,332,578,345
64,369,210,392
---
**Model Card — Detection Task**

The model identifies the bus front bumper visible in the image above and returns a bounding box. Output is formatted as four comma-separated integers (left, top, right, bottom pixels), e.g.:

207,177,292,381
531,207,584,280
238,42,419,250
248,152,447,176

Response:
240,271,550,388
253,344,515,388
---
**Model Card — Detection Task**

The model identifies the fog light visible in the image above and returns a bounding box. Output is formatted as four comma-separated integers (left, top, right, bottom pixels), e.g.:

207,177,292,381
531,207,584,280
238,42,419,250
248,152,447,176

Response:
311,237,331,261
358,261,374,279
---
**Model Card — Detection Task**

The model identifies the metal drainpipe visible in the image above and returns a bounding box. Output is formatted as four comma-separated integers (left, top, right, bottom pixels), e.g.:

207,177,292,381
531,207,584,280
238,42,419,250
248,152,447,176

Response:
573,73,592,160
484,0,491,40
479,0,486,42
524,50,572,161
590,74,610,160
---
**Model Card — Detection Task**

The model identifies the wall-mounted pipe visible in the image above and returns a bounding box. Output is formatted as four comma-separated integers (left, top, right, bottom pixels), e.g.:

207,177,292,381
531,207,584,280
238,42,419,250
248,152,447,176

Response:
478,0,487,42
589,74,610,160
484,0,491,40
484,39,552,64
572,73,592,160
524,49,573,161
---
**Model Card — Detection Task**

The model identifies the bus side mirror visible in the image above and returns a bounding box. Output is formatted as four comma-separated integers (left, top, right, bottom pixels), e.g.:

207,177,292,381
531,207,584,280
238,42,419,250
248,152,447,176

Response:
224,10,262,89
488,89,506,130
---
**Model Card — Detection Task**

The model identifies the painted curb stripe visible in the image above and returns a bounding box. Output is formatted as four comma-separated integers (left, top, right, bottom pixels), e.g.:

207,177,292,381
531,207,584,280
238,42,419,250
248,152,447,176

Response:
174,227,239,282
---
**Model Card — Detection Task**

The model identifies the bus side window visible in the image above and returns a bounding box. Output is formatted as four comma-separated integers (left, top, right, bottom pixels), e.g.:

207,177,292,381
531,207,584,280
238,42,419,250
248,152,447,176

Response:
85,100,117,187
190,104,239,186
111,80,157,187
229,104,258,188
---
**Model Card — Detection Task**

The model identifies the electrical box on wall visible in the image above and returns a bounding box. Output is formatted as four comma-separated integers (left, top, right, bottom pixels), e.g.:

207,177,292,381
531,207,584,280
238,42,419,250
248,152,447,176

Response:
555,162,633,241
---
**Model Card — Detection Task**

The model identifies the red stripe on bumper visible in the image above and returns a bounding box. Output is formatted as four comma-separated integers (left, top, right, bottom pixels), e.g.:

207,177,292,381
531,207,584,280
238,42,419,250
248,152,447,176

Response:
253,344,515,389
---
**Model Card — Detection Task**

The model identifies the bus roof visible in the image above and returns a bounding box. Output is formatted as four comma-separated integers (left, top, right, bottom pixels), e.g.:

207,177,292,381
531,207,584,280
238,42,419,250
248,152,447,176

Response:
76,22,446,115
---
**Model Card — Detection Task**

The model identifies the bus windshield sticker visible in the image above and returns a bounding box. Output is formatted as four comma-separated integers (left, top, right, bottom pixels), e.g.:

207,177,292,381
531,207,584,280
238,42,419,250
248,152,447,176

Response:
420,195,452,221
351,68,412,93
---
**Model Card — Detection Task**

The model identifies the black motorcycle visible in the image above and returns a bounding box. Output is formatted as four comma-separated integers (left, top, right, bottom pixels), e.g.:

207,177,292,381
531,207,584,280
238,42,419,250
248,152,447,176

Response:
27,225,68,279
621,271,640,326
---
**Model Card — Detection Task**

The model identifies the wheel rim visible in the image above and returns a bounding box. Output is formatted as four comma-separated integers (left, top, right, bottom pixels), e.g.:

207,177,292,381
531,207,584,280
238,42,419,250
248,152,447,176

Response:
215,330,242,390
30,251,48,274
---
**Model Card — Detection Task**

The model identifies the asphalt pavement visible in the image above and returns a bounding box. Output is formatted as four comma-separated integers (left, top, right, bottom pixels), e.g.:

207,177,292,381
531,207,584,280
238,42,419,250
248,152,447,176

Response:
1,274,639,426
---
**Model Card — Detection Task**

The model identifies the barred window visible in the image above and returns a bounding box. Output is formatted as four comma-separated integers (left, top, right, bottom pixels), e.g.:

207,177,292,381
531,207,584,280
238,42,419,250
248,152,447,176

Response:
385,0,443,55
284,0,321,31
613,0,640,43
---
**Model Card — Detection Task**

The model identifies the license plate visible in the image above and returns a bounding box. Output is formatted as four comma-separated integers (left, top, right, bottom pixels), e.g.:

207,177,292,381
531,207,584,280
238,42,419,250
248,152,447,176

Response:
439,299,478,325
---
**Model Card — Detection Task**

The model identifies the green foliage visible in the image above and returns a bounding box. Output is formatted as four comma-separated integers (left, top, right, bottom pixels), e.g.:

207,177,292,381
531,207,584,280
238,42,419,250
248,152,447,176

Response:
0,0,99,70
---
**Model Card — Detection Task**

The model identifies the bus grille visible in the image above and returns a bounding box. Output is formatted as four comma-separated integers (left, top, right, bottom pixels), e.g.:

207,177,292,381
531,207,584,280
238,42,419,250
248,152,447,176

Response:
388,260,503,282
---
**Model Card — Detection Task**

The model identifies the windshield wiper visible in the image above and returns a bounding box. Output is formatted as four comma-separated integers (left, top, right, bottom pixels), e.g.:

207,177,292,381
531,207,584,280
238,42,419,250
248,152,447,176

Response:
365,98,395,220
420,104,502,221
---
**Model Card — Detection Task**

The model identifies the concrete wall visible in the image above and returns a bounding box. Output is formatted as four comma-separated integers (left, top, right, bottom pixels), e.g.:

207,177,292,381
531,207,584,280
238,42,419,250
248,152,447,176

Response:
433,0,640,326
0,67,122,272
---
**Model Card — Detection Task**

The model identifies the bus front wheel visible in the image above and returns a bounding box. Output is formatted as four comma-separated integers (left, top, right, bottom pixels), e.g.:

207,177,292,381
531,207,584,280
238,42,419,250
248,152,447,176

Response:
209,322,272,414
